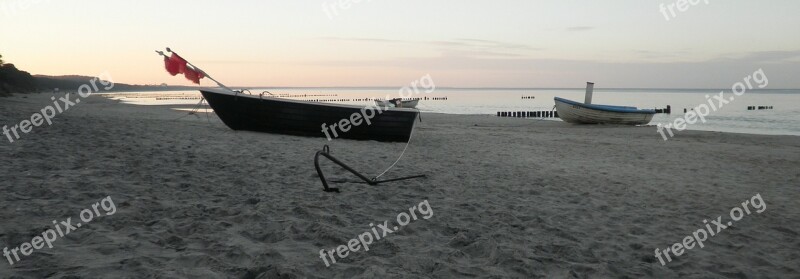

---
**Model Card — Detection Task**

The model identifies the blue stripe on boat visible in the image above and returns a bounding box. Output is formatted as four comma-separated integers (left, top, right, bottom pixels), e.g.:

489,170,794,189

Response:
554,97,656,114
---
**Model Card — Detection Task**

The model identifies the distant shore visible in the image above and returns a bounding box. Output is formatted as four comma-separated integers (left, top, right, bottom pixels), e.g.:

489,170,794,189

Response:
0,62,203,96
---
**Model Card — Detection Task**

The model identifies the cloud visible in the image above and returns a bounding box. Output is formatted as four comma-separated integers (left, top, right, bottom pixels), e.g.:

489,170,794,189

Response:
631,49,694,60
318,37,406,44
451,38,543,51
302,38,800,88
566,26,594,32
194,60,271,64
318,37,541,51
734,50,800,63
428,39,541,57
305,49,800,88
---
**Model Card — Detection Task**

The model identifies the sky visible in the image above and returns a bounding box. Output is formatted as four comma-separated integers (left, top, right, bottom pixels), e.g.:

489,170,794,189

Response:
1,0,799,88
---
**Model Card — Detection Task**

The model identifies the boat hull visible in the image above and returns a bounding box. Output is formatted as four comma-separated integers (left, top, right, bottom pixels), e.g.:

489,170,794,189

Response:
554,97,655,125
200,88,419,142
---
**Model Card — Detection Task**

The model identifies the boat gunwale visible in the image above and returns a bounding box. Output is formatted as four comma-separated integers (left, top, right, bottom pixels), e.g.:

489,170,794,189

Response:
200,87,420,113
554,97,656,114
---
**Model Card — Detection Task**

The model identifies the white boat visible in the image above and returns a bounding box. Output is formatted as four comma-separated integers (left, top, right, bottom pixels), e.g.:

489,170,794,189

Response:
554,82,655,125
375,99,419,108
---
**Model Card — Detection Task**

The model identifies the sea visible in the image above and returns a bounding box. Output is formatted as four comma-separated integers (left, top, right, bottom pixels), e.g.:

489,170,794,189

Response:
111,88,800,137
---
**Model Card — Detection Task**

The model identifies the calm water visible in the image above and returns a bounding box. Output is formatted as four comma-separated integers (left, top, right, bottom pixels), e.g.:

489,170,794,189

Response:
113,88,800,137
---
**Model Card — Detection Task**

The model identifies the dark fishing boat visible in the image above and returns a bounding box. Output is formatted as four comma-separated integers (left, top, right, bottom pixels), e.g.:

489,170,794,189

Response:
200,87,419,142
154,48,418,142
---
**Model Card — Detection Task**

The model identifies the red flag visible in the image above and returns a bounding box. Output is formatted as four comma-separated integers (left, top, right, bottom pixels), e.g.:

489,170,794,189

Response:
184,67,202,84
162,52,204,84
165,53,187,76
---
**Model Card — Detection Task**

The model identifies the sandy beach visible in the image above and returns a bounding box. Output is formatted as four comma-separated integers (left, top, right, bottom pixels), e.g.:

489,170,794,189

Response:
1,92,798,278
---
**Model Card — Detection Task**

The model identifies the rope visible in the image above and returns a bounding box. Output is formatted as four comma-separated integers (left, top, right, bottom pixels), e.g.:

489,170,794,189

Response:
472,123,536,128
372,110,420,181
204,97,211,124
171,97,206,121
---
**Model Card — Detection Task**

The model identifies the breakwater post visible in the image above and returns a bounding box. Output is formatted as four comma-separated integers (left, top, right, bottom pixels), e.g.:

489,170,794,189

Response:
496,110,559,118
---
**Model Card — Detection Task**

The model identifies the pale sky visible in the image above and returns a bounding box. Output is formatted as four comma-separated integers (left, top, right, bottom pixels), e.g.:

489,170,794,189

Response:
1,0,798,88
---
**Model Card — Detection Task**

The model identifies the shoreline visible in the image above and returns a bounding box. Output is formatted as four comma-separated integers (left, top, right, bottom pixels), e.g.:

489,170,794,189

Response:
7,91,800,139
5,90,800,139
